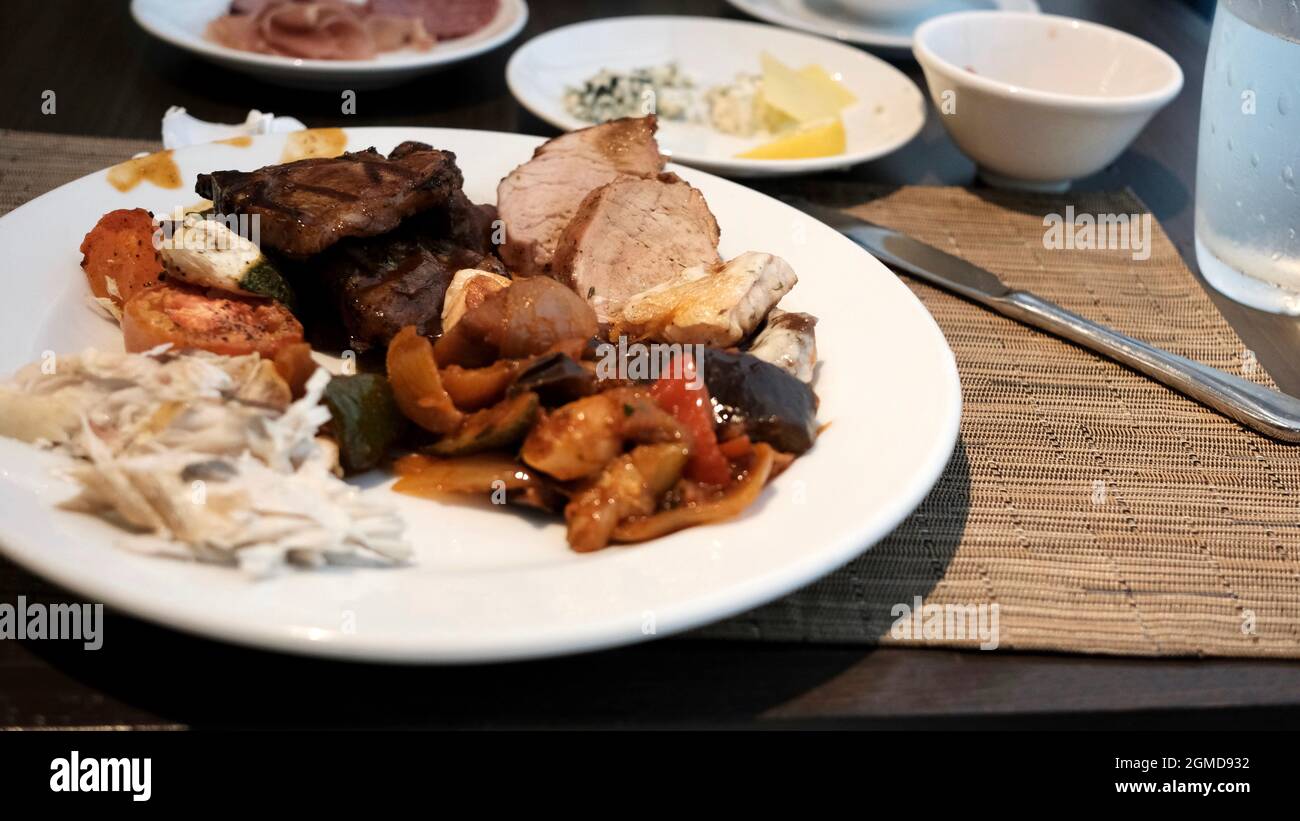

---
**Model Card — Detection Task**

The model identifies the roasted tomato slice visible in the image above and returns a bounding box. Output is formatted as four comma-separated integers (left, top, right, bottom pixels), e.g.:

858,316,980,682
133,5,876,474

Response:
122,282,304,358
79,208,164,305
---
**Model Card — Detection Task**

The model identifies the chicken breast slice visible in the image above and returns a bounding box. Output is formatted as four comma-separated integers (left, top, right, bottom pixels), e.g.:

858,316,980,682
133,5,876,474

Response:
615,252,797,347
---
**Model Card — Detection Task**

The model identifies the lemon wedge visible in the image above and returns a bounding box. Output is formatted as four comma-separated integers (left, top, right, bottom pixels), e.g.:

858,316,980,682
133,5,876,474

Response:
736,118,846,160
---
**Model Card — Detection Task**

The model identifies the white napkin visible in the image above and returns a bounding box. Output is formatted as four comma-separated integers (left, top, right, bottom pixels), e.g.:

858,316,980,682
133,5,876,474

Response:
160,106,307,150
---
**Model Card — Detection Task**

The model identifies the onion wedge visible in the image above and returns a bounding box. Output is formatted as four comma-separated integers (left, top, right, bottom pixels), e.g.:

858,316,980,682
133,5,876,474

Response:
386,325,463,434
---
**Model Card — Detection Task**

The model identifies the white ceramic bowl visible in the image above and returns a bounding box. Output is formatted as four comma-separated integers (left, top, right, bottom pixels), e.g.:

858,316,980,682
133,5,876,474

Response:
913,11,1183,191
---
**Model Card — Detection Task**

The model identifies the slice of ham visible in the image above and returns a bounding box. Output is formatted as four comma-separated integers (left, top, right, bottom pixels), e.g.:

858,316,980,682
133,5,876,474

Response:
365,13,434,52
208,0,436,59
367,0,499,40
258,1,376,60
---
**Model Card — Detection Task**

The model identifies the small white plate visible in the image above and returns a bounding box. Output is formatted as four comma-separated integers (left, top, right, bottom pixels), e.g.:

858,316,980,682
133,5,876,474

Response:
131,0,528,89
726,0,1040,55
0,127,960,663
506,16,926,178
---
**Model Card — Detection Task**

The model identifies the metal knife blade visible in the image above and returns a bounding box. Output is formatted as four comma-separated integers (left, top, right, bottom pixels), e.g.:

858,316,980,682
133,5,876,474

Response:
779,195,1300,442
780,196,1010,302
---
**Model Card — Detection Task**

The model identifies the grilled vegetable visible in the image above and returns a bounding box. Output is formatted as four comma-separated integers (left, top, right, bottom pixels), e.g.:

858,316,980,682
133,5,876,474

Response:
612,443,776,543
565,443,690,552
521,388,688,481
700,348,819,454
427,391,540,457
508,352,596,405
121,282,304,358
441,359,530,411
79,208,164,308
272,342,318,399
650,352,732,486
393,453,539,495
158,216,295,307
322,373,406,474
386,326,463,434
434,276,599,368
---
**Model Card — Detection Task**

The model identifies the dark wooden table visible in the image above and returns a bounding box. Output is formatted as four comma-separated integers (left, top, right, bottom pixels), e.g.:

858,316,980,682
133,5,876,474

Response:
2,0,1299,730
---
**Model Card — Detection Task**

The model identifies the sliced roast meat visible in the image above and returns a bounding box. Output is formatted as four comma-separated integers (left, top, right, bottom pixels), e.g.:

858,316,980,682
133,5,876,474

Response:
195,141,464,258
551,173,721,323
496,116,665,277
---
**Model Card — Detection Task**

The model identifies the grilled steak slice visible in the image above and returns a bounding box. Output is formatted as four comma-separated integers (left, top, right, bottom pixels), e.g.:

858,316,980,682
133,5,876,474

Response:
195,141,464,258
552,173,721,323
313,213,507,352
496,116,664,277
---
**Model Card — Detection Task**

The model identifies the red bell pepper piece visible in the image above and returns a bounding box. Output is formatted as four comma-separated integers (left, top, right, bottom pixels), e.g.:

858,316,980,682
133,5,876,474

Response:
650,352,733,486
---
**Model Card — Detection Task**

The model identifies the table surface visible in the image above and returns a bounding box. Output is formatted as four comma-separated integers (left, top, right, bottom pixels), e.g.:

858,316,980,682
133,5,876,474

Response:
2,0,1300,730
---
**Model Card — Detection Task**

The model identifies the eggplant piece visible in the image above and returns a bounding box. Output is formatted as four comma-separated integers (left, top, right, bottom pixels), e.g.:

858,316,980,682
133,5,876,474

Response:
508,353,596,405
322,373,408,473
426,391,540,457
699,348,818,454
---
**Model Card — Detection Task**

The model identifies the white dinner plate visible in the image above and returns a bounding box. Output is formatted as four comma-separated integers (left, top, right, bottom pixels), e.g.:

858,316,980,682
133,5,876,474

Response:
726,0,1040,55
0,127,960,663
131,0,528,89
506,16,926,178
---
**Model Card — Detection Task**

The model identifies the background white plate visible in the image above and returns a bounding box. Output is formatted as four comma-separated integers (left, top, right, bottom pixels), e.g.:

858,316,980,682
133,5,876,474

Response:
131,0,528,89
507,16,925,178
0,128,960,663
726,0,1040,54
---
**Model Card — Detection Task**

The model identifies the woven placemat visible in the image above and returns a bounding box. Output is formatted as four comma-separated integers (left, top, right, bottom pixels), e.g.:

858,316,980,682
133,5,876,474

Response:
696,182,1300,658
2,130,1299,658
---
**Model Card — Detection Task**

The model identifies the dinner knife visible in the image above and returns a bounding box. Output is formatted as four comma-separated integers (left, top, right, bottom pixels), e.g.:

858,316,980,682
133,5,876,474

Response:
784,196,1300,443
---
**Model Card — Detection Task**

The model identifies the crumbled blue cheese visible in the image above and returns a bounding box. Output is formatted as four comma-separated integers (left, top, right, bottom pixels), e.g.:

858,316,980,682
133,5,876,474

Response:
564,63,700,124
706,73,768,137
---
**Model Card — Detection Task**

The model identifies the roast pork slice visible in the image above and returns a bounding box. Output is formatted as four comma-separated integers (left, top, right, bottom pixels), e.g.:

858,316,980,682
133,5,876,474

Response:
496,116,665,277
552,173,721,323
616,252,797,347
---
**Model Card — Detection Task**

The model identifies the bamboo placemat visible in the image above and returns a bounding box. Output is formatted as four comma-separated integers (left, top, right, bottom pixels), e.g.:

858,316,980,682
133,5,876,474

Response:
2,130,1299,658
698,183,1300,658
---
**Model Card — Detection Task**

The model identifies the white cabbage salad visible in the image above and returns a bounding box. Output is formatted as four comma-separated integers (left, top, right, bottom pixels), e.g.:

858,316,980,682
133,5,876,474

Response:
0,346,409,576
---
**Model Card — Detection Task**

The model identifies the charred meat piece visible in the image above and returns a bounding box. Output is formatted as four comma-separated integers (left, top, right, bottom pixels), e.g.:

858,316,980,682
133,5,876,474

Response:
445,189,500,255
195,141,464,258
700,348,819,455
552,173,721,323
313,213,506,352
496,116,665,277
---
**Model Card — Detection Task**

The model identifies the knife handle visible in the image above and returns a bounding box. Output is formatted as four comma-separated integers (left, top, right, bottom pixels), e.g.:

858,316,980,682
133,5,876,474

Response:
997,290,1300,442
